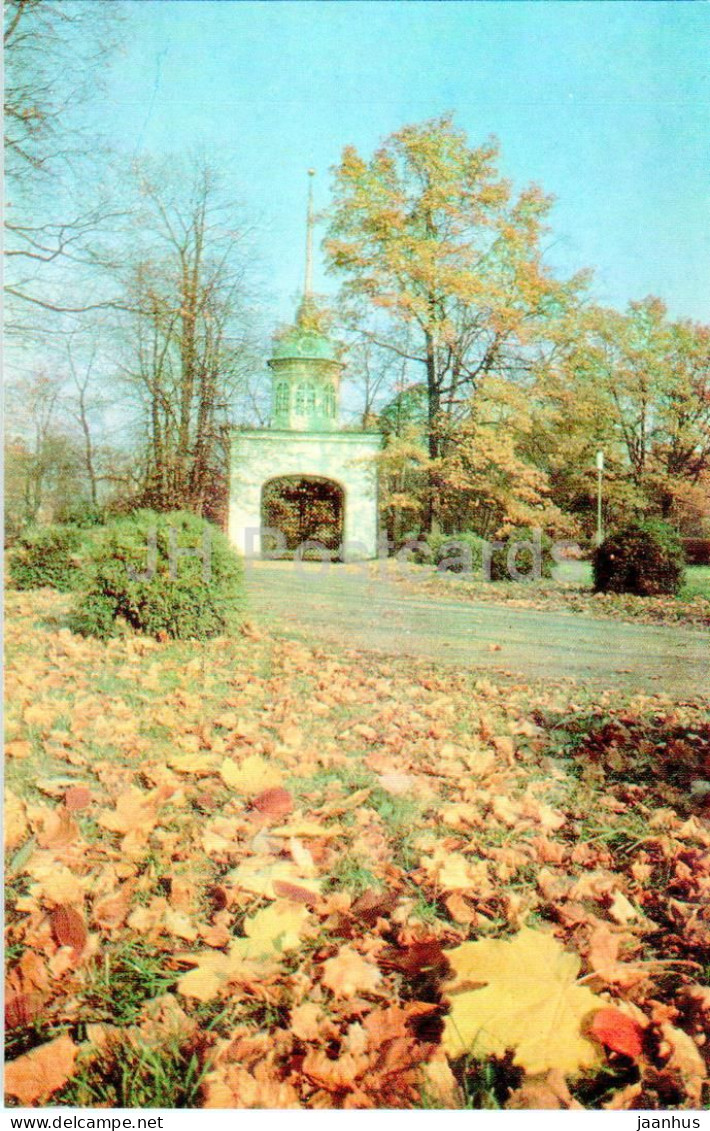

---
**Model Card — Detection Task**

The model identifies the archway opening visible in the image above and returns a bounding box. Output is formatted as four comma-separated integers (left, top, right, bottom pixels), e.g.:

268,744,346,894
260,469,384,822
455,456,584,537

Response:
261,475,344,556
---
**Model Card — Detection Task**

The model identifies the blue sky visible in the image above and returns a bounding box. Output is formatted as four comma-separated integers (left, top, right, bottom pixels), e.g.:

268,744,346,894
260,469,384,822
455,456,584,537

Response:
100,0,708,324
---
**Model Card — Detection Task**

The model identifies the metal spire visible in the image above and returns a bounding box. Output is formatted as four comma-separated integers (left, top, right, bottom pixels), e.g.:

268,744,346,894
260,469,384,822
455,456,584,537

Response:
304,168,315,297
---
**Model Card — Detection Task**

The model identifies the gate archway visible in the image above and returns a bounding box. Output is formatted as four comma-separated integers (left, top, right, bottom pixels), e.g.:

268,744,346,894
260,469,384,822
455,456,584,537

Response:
261,475,344,555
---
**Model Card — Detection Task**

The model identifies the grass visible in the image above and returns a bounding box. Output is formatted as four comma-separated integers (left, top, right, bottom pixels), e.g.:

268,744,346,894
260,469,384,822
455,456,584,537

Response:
681,564,710,600
81,942,180,1026
59,1037,206,1108
398,560,710,628
325,853,382,895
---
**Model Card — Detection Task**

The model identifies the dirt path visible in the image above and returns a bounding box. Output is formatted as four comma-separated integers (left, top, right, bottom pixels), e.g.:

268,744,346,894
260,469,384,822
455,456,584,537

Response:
246,560,709,697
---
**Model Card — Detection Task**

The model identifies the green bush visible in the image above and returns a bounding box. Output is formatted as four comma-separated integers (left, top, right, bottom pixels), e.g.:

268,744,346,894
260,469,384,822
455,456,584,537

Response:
55,500,106,528
486,528,555,582
399,531,485,573
593,521,685,596
69,510,245,640
9,524,83,591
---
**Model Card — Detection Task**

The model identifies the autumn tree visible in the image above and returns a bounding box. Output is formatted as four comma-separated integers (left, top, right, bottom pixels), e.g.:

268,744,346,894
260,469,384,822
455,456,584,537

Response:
532,297,710,534
325,115,586,528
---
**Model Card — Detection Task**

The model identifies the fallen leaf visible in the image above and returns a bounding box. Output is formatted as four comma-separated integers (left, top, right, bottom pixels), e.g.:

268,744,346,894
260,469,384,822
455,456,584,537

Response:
607,890,640,925
6,739,32,760
241,899,311,955
351,889,399,925
36,806,79,849
220,754,282,795
227,859,321,900
290,1002,329,1042
5,1033,78,1104
252,787,293,818
5,992,43,1030
270,820,341,839
64,785,92,811
589,1007,644,1059
322,945,382,998
5,789,28,850
50,905,88,956
167,752,219,774
507,1069,583,1109
98,787,157,835
659,1022,707,1107
442,929,602,1075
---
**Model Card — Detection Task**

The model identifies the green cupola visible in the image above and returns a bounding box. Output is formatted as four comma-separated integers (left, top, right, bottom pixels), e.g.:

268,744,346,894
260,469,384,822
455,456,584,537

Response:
268,172,343,432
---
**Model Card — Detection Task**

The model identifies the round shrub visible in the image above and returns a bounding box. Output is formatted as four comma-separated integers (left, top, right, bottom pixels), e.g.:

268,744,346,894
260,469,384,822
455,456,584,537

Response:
398,530,485,573
486,527,555,582
69,510,245,640
9,524,83,591
593,521,685,597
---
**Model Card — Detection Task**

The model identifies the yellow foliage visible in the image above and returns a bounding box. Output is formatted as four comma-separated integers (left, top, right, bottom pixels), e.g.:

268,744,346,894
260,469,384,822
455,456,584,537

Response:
219,754,282,794
443,929,602,1075
241,900,312,955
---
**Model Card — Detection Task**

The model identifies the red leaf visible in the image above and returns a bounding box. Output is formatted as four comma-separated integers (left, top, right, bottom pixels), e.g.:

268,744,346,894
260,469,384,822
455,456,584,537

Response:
50,905,88,956
5,991,42,1029
589,1007,644,1058
272,879,319,906
64,786,92,811
252,787,293,818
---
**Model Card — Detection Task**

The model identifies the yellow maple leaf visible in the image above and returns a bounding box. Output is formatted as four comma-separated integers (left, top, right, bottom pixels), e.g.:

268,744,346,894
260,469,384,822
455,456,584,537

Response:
177,943,263,1001
220,754,282,795
442,929,602,1076
240,899,311,956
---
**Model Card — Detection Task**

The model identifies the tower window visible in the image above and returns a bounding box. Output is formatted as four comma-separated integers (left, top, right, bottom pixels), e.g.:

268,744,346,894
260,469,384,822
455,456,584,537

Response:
295,383,306,413
275,382,290,414
304,384,316,411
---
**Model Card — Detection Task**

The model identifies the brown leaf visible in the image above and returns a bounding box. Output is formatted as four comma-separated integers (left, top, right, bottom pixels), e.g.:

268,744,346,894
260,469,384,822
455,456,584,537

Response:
5,1033,78,1104
252,787,293,819
36,806,79,849
321,945,382,998
5,739,32,760
659,1022,707,1107
50,905,88,956
64,785,92,811
5,992,43,1030
92,883,135,930
351,889,399,926
380,939,449,977
507,1069,583,1109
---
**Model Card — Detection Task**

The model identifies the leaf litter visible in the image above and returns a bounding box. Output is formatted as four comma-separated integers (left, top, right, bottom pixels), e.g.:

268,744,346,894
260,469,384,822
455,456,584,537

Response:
3,589,709,1108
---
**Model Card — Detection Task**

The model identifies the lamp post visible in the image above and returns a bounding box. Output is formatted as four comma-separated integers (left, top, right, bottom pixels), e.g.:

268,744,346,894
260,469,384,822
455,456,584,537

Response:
595,450,604,546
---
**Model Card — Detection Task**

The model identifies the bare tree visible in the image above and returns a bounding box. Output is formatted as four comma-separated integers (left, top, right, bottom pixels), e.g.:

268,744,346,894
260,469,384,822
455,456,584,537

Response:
4,0,125,328
115,158,263,517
